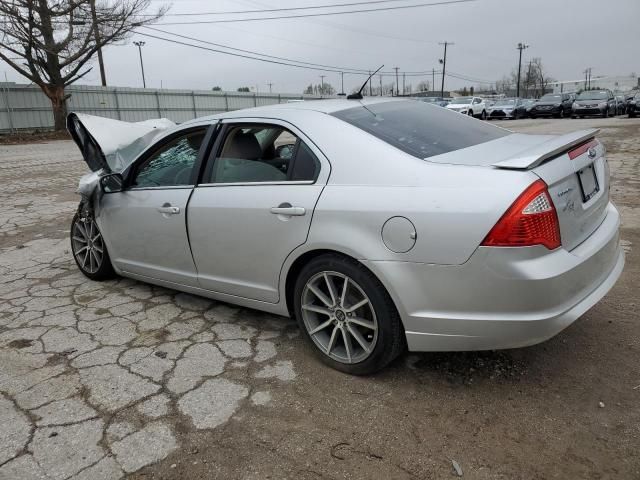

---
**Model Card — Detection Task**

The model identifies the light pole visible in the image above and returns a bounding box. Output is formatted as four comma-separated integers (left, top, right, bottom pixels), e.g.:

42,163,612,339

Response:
394,67,399,96
438,41,453,98
340,71,344,95
516,42,529,98
320,75,325,96
133,41,146,88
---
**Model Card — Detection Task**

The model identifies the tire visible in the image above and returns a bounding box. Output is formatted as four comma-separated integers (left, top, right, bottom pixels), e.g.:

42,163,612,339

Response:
467,110,473,117
530,114,537,119
70,212,116,281
481,110,487,120
559,108,565,118
571,115,577,119
293,254,404,375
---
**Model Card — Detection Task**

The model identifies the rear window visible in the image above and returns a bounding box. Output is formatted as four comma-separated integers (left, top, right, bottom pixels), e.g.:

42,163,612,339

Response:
331,100,508,159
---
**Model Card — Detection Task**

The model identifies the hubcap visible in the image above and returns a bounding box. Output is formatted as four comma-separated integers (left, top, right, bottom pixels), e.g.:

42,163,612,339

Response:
71,217,104,274
301,271,378,364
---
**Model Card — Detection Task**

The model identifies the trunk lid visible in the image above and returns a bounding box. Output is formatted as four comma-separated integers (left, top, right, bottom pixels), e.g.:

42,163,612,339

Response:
492,129,609,251
67,113,176,173
428,128,609,251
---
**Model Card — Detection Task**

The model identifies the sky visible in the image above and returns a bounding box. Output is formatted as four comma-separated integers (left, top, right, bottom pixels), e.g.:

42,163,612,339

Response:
2,0,639,94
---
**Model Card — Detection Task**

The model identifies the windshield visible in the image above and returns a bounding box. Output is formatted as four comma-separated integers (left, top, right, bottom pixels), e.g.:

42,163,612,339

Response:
539,94,562,102
494,99,516,107
577,91,608,100
451,97,472,104
331,100,509,159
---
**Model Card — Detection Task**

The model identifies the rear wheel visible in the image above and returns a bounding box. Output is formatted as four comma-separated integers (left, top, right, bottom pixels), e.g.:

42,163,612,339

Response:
70,212,115,280
293,254,404,375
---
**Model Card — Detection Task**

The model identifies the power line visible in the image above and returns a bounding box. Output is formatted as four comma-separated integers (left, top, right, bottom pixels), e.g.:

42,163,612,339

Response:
142,26,373,74
141,0,432,16
140,26,439,76
154,0,476,25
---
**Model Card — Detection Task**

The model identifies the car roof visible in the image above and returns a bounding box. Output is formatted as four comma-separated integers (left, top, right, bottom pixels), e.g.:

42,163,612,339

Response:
181,96,407,126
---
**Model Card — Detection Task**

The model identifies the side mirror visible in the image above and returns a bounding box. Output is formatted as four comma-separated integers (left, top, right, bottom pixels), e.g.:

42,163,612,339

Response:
99,173,124,193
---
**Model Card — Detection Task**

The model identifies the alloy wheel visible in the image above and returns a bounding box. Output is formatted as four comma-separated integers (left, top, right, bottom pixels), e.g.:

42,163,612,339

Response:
71,216,104,274
301,271,378,364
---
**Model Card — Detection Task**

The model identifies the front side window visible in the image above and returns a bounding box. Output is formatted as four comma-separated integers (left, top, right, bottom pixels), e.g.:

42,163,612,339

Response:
134,129,206,188
210,124,319,183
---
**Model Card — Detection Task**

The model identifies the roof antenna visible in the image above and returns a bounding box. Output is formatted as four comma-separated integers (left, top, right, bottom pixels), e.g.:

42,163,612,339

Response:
347,65,384,100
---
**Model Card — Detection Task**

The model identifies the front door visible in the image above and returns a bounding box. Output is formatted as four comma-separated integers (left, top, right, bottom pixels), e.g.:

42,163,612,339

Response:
99,126,210,286
188,121,328,303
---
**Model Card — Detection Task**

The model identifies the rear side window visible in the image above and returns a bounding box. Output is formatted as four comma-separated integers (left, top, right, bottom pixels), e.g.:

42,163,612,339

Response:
331,100,508,159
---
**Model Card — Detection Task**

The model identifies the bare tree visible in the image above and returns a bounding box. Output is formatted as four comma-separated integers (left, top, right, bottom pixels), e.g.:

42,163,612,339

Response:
0,0,166,130
416,80,430,92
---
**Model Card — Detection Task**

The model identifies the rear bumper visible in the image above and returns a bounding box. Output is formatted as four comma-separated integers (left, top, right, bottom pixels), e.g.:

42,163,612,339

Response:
364,202,623,351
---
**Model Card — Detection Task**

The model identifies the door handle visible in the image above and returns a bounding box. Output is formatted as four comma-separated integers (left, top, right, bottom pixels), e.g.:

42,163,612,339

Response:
270,203,306,216
157,205,180,215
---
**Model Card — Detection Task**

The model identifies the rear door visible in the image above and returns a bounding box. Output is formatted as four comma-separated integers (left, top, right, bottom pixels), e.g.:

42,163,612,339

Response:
99,125,214,286
188,119,329,303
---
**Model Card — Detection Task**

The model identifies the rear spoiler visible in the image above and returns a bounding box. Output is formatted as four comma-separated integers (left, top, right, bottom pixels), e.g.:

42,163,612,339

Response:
492,128,599,170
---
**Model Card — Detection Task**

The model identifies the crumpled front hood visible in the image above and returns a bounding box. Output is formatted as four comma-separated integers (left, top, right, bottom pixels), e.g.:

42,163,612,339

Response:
67,113,176,173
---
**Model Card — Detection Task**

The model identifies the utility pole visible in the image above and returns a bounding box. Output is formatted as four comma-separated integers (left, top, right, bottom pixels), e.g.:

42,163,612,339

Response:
340,72,344,95
90,0,106,86
432,68,435,94
394,67,399,96
267,82,273,93
587,67,592,89
320,75,325,95
516,42,529,98
368,71,373,96
438,41,454,98
133,41,146,88
379,75,383,96
402,72,406,96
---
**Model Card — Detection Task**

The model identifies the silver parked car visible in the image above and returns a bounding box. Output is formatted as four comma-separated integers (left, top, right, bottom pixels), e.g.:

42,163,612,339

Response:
67,98,624,374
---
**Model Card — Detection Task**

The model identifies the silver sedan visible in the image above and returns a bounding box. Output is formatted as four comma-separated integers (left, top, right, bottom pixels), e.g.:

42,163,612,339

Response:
67,98,624,374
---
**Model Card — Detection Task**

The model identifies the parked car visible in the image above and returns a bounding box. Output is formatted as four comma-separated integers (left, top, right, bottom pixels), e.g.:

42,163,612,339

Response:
529,93,573,118
67,98,624,374
487,98,526,120
416,96,450,107
614,95,627,115
445,96,487,119
572,90,616,118
628,92,640,117
514,99,535,118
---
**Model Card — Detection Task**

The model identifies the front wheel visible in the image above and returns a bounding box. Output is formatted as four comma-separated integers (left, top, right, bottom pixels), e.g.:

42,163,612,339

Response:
293,254,404,375
70,212,115,280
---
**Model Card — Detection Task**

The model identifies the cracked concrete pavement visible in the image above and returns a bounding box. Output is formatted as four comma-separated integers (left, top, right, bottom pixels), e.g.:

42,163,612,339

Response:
1,117,639,479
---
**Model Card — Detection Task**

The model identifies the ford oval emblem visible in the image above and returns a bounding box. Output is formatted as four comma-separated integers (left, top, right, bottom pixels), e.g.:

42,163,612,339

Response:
588,147,597,158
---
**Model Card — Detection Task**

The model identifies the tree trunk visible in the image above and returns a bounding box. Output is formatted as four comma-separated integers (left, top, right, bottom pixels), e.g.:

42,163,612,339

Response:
43,84,68,131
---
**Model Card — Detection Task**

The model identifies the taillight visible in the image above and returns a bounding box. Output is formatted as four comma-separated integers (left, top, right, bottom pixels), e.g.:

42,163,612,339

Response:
568,139,598,160
482,179,561,250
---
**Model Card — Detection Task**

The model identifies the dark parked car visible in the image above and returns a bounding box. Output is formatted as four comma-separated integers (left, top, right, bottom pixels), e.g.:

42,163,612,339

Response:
486,98,525,119
571,90,616,118
513,99,535,118
529,93,573,118
628,92,640,117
